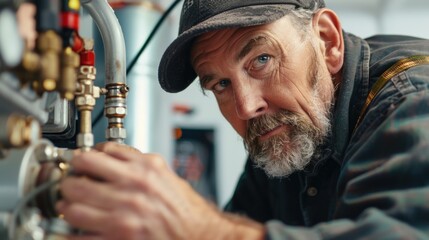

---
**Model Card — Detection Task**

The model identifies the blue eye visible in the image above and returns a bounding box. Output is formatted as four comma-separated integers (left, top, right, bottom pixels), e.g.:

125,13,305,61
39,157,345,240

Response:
212,79,230,93
258,55,270,63
252,54,270,69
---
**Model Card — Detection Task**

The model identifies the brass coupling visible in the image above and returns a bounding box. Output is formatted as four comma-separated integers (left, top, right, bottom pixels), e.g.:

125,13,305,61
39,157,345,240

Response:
104,83,128,142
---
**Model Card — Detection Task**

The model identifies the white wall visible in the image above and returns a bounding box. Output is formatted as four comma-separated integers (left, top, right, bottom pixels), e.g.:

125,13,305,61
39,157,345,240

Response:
380,0,429,39
329,0,429,39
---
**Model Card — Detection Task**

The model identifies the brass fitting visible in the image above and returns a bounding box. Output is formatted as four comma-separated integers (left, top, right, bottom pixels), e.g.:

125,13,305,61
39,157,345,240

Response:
15,49,40,86
59,47,80,100
0,115,41,149
34,30,62,94
75,51,99,151
76,66,98,110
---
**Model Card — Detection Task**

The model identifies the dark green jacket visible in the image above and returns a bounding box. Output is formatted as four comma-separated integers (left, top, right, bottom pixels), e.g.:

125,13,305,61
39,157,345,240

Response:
225,32,429,239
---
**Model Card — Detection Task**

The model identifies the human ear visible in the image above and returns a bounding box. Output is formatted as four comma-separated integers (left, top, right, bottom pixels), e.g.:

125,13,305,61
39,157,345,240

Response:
311,9,344,75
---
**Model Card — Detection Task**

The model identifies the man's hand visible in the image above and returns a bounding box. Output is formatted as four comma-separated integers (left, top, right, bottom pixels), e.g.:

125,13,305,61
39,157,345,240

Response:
57,142,264,240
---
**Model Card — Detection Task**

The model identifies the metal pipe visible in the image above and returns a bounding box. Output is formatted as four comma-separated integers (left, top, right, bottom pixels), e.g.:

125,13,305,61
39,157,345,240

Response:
80,0,127,143
80,0,126,85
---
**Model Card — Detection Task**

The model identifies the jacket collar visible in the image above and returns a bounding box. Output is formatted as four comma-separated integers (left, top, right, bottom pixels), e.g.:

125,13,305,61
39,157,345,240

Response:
331,32,370,165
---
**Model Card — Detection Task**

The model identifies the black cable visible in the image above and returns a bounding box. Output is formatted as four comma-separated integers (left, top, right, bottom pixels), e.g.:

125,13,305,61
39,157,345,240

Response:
127,0,182,75
92,0,183,127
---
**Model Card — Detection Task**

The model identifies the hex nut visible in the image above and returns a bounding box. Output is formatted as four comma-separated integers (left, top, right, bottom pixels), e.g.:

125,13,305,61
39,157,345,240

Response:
77,133,94,147
105,107,126,116
105,127,126,139
75,95,96,106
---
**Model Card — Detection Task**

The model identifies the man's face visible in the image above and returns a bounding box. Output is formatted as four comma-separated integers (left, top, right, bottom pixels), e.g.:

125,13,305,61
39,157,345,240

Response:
191,16,335,177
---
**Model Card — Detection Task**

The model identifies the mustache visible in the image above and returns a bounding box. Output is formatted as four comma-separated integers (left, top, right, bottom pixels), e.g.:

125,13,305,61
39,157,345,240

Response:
245,110,304,141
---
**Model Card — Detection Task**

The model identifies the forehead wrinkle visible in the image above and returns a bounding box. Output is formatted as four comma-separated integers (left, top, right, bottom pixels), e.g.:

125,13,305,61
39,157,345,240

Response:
192,45,223,89
237,35,270,61
191,31,224,66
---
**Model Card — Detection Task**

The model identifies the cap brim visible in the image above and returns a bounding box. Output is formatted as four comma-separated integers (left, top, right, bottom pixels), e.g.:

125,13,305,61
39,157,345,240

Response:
158,4,295,93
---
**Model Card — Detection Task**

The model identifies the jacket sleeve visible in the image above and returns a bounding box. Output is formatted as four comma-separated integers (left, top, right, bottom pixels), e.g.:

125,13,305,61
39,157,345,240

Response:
265,69,429,239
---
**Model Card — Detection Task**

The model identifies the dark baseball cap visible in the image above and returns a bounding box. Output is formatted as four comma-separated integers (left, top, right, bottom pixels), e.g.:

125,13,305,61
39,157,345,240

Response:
158,0,326,93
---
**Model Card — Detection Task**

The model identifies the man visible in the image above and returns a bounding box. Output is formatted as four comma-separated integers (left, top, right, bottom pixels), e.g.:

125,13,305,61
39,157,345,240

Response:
58,0,429,239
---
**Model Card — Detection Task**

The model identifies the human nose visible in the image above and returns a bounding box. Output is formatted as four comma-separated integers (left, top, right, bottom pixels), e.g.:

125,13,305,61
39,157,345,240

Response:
233,81,268,120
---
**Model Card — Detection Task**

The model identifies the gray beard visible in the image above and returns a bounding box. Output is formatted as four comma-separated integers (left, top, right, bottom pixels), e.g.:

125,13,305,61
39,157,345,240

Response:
244,108,329,178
